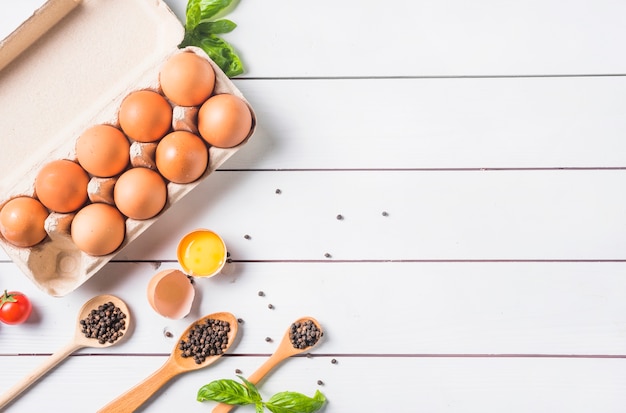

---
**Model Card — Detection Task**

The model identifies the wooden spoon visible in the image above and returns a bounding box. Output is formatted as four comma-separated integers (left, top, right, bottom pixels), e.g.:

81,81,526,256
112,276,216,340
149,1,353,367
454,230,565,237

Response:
0,294,131,410
212,316,323,413
98,311,238,413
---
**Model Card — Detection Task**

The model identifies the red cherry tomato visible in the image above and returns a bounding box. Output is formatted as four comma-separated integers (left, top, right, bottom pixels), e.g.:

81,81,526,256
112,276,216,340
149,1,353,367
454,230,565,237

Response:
0,290,32,325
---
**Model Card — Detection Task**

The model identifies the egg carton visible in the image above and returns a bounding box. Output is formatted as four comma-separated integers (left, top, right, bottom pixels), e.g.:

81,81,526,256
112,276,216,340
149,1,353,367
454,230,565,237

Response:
0,0,256,296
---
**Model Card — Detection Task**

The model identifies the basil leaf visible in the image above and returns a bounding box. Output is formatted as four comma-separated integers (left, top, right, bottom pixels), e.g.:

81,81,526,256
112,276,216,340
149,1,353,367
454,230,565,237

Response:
238,375,262,402
186,0,232,28
196,19,237,35
197,379,256,405
194,33,244,77
265,390,326,413
256,402,265,413
185,2,201,30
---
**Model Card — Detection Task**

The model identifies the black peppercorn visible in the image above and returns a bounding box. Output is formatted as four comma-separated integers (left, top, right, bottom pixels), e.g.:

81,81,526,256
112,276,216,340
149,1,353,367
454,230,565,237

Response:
80,302,127,344
179,318,231,364
289,320,322,350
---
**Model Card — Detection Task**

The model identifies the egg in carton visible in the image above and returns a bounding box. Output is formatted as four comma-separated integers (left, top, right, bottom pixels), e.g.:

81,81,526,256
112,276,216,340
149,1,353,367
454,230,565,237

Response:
0,0,256,297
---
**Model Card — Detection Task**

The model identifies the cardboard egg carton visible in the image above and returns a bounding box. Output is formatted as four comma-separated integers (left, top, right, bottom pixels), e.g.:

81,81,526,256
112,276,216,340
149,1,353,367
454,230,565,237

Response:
0,0,256,296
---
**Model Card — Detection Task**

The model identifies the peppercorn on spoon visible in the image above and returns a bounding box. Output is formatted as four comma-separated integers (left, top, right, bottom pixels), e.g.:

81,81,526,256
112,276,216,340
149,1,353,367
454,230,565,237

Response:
212,316,323,413
98,311,239,413
0,294,131,410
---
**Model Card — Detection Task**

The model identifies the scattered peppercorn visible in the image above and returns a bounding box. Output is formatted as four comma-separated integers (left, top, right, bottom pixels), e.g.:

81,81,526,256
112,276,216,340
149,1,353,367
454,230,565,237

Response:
265,336,272,342
331,358,337,364
258,291,265,297
306,353,313,359
324,253,331,258
275,189,282,194
336,214,343,220
317,380,324,385
178,318,231,364
235,369,242,374
289,320,322,350
267,303,274,309
244,234,251,240
382,211,389,217
237,318,244,324
79,301,127,345
164,330,173,338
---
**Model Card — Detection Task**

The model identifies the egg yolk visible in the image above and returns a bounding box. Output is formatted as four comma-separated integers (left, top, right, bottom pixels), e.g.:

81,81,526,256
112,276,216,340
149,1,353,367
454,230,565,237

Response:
177,230,226,277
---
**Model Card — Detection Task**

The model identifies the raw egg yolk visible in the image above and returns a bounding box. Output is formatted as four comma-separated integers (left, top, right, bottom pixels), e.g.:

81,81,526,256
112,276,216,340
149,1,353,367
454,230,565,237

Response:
177,229,226,277
118,90,172,143
0,197,49,247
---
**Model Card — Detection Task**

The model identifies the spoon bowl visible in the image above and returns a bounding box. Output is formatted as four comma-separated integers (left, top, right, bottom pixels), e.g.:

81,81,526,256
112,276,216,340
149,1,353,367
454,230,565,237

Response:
171,311,239,371
0,294,131,410
74,294,132,348
212,316,323,413
98,311,238,413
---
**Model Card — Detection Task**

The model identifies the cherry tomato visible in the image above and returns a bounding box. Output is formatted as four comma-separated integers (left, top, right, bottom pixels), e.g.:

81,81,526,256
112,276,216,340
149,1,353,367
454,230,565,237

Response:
0,290,32,325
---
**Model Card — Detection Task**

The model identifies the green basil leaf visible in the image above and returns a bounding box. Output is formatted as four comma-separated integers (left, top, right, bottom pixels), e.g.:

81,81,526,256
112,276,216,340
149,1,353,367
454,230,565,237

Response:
265,390,326,413
256,402,265,413
196,19,237,35
238,375,262,402
197,379,255,405
195,34,244,77
186,0,232,27
185,2,201,30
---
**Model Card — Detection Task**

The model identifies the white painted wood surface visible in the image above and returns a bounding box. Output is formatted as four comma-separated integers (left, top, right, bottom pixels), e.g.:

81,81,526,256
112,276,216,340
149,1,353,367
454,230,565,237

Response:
2,0,626,412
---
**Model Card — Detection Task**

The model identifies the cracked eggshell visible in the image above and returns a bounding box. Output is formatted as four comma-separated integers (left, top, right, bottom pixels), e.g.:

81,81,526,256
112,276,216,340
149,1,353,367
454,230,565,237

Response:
147,269,195,319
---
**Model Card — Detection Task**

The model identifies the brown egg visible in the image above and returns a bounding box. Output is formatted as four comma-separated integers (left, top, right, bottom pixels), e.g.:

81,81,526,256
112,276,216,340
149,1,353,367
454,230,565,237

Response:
76,124,130,177
156,131,208,184
114,167,167,220
35,160,89,213
147,269,195,319
159,52,215,107
197,93,253,148
118,90,172,143
71,203,126,256
0,197,49,247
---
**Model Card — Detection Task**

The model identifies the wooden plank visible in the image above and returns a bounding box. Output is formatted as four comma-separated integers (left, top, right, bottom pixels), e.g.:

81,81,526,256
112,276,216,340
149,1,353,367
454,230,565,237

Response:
1,355,625,412
2,170,621,262
1,261,626,356
228,77,626,169
215,0,626,77
114,169,626,261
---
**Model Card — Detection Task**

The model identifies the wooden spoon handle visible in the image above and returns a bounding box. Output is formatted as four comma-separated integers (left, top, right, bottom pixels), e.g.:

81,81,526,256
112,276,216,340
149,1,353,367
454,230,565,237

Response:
97,361,180,413
212,353,288,413
0,341,82,410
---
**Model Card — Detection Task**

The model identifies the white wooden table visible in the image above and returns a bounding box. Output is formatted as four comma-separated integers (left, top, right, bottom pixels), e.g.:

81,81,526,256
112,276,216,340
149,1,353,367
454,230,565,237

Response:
2,0,626,411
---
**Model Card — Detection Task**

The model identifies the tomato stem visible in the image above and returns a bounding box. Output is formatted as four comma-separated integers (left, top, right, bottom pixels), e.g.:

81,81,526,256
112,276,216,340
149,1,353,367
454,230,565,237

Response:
0,290,17,305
